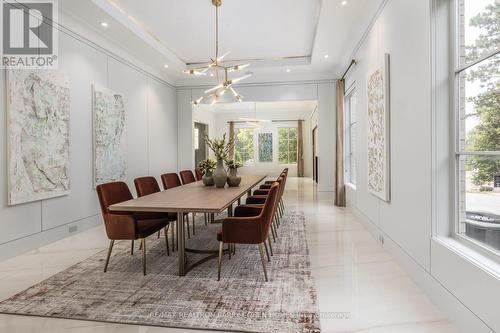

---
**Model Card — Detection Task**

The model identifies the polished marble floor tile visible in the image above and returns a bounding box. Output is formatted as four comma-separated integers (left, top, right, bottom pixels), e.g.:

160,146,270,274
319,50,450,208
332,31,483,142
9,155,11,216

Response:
0,178,459,333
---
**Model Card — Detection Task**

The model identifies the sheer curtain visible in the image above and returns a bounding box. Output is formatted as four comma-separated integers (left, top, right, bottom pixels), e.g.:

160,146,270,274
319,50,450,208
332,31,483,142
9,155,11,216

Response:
335,80,346,206
297,120,304,177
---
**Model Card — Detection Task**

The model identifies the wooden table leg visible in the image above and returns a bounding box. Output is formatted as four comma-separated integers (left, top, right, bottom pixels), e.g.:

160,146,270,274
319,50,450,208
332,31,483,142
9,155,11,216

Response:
177,211,186,276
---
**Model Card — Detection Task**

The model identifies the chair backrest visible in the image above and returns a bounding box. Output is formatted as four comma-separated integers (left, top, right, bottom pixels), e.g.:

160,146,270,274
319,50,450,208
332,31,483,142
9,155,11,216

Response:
134,176,161,197
259,183,280,240
161,173,182,190
195,168,203,181
180,170,196,185
96,182,136,239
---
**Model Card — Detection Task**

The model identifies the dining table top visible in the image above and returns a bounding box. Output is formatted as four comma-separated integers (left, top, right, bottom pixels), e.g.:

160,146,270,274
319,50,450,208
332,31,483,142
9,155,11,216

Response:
109,175,266,214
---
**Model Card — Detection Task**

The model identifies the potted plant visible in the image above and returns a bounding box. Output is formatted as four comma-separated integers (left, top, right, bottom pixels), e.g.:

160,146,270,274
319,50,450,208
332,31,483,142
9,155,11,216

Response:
198,159,216,186
225,159,242,187
204,133,235,188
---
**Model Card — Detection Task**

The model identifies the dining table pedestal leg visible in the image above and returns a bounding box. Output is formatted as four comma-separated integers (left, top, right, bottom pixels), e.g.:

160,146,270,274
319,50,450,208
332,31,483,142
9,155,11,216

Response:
177,211,186,276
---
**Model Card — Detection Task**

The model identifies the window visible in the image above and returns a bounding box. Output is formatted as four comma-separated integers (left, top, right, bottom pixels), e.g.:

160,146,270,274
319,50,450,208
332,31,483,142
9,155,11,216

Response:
344,88,357,185
194,128,199,150
234,128,255,165
278,128,297,164
455,0,500,252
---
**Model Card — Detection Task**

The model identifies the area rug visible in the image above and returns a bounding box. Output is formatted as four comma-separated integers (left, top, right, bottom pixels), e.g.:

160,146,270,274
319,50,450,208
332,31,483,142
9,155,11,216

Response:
0,211,320,333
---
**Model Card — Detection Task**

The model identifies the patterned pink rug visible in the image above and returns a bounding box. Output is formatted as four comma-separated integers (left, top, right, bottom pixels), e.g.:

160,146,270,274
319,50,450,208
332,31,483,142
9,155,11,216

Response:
0,211,320,333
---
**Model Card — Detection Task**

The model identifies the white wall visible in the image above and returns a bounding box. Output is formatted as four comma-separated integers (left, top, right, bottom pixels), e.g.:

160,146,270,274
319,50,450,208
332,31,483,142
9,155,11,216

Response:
345,0,499,332
210,109,313,178
0,12,177,261
177,81,335,191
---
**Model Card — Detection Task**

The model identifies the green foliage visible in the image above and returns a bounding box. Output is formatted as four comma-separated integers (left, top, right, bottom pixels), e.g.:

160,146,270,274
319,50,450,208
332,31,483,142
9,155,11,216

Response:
198,159,217,172
234,129,254,165
204,133,234,161
225,159,242,169
278,128,298,164
464,2,500,185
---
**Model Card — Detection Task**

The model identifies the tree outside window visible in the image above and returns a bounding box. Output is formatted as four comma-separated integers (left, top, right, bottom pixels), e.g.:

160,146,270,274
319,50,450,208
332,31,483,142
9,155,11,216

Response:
456,0,500,251
234,128,255,165
278,128,298,164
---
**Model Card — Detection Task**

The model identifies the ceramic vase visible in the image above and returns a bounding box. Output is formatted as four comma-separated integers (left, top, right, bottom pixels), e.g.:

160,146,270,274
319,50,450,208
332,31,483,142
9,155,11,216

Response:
213,158,227,188
227,168,241,187
202,169,214,186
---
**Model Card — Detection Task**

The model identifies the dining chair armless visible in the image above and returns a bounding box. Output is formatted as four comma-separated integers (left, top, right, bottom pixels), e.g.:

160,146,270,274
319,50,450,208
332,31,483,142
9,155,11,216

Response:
96,181,170,276
216,183,280,282
134,176,177,251
179,170,197,185
160,172,194,239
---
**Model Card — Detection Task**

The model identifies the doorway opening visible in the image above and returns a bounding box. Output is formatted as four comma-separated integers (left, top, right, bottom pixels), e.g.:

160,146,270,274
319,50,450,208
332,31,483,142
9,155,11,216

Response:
194,122,208,168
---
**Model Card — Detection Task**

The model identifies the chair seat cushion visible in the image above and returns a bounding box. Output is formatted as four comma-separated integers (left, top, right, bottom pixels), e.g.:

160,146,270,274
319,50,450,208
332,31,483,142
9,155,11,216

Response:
136,218,170,238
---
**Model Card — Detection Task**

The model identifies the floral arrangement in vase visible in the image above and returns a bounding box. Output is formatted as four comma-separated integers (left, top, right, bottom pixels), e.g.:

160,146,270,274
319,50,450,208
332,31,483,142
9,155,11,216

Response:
198,159,217,186
204,133,235,188
225,159,242,187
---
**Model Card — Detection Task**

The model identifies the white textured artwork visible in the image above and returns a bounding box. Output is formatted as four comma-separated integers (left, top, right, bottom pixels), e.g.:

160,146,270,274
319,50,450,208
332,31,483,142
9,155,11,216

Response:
7,70,71,205
367,54,391,202
93,85,126,185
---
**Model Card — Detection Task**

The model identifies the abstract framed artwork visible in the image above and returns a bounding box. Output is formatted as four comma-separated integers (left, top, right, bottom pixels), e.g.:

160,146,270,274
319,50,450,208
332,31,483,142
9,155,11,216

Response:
367,53,391,202
7,70,71,205
258,133,273,162
92,84,126,186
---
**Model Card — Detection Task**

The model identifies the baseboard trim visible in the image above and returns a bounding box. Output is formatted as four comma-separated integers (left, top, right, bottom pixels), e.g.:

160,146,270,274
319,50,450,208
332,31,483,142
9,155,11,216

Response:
0,215,101,262
347,204,493,333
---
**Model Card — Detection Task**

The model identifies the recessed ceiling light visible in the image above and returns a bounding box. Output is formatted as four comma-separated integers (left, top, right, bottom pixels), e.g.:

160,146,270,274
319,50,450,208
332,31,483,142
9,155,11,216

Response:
286,68,291,73
163,64,169,69
341,1,348,5
210,73,214,77
324,54,329,59
100,22,108,28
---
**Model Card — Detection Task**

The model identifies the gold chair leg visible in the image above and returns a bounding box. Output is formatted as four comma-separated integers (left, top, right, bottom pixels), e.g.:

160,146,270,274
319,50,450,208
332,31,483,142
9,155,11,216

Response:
268,237,273,256
130,240,134,255
258,243,269,282
164,225,170,256
217,241,224,281
104,240,114,272
270,222,276,241
141,238,147,276
264,241,271,262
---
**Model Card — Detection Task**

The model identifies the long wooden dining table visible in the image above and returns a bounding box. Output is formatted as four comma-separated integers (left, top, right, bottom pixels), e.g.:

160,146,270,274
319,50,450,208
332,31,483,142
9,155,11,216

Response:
109,175,266,276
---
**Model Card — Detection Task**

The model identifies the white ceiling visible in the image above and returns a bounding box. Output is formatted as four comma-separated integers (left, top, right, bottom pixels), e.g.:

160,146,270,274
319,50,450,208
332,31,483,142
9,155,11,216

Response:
60,0,385,85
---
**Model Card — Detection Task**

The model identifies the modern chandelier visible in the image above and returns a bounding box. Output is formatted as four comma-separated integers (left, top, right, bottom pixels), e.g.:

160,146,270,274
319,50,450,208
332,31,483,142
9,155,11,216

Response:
188,0,251,106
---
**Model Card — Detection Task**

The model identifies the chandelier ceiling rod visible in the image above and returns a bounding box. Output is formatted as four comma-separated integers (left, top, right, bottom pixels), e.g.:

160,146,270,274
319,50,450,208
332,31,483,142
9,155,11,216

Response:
189,0,252,106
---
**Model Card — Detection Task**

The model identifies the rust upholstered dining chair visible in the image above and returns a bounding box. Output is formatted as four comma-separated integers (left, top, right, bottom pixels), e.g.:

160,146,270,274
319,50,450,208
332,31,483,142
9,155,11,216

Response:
180,170,197,185
246,177,284,246
134,176,177,251
96,181,170,276
195,168,203,181
216,183,281,282
160,173,193,238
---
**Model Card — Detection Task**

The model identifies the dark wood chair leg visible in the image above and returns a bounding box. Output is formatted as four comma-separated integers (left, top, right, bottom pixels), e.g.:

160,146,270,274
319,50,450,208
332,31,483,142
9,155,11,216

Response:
130,240,134,255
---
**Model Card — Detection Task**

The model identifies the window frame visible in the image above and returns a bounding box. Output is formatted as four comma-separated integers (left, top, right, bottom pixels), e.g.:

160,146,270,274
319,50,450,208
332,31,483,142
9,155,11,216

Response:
234,126,256,166
278,127,298,165
344,84,357,187
452,0,500,257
